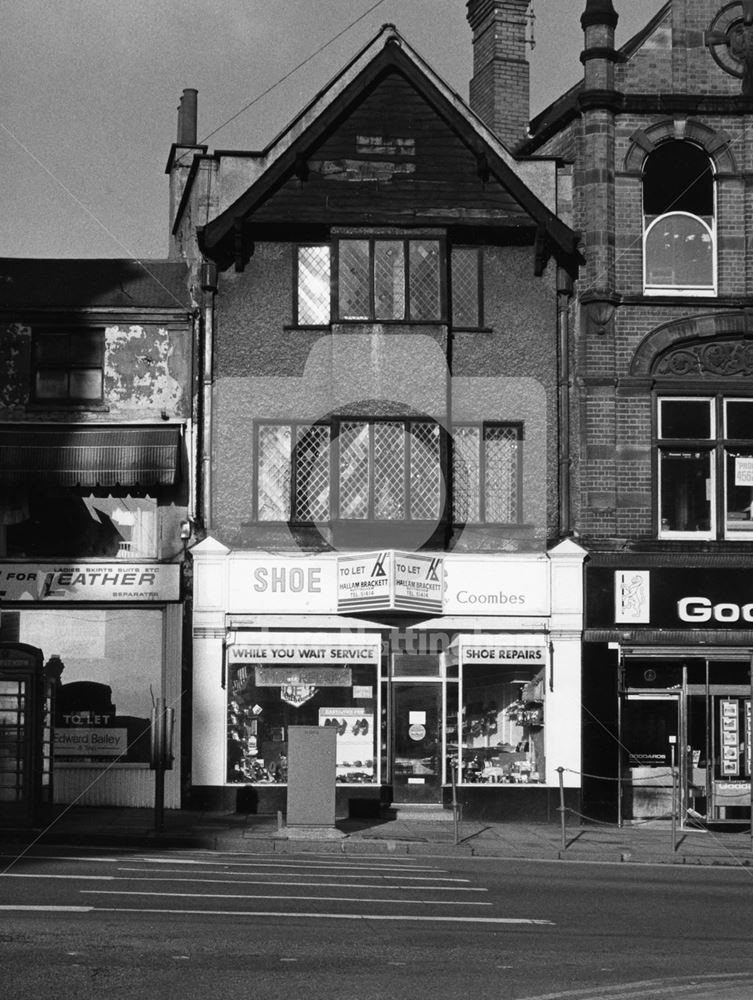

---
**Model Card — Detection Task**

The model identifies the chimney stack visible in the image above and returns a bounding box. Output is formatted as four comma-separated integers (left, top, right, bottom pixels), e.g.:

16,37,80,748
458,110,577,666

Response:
177,88,198,146
466,0,532,151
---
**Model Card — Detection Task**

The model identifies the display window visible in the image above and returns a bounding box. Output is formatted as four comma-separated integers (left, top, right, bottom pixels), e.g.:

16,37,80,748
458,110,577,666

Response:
458,662,546,784
9,607,163,764
226,660,379,785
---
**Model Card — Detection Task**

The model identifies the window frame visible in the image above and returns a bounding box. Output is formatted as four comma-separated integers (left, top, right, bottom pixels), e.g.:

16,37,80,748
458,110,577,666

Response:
642,140,717,297
31,327,105,404
294,238,451,326
451,421,523,525
656,394,753,541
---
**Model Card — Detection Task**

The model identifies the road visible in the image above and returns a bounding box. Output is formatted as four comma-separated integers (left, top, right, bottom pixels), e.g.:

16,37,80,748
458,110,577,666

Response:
1,845,752,999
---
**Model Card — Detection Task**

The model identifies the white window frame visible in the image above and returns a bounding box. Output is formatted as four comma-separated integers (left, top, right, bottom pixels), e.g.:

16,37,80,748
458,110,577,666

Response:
643,211,717,297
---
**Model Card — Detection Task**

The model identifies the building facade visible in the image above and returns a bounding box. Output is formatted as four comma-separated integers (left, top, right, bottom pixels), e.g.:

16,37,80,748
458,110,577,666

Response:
524,0,753,823
0,259,193,810
172,14,586,820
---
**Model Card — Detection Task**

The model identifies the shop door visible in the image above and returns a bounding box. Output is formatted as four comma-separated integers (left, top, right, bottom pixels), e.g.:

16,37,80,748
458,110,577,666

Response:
391,682,442,802
620,694,679,822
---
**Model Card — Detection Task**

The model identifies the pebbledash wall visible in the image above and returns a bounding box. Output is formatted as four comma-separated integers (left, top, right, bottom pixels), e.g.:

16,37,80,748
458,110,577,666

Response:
189,537,584,821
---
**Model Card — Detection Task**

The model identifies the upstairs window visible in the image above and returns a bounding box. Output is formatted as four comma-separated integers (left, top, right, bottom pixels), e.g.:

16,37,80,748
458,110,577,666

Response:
643,141,715,295
658,396,753,539
256,420,521,526
451,247,484,329
295,239,446,325
32,329,104,402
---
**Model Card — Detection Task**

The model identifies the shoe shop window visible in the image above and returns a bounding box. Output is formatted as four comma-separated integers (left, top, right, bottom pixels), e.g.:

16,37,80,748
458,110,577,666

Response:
458,663,546,785
226,651,378,786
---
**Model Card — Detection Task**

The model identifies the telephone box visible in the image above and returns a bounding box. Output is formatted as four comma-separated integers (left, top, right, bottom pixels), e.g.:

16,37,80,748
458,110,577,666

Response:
0,643,55,827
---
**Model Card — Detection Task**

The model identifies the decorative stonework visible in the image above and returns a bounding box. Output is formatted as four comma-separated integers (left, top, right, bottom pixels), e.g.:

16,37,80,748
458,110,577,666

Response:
707,1,753,95
654,337,753,377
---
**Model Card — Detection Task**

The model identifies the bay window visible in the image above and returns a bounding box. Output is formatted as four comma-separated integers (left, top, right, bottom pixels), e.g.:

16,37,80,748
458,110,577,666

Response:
256,420,522,526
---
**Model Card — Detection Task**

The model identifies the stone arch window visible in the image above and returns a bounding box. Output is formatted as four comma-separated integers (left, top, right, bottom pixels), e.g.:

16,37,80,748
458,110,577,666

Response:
642,140,715,295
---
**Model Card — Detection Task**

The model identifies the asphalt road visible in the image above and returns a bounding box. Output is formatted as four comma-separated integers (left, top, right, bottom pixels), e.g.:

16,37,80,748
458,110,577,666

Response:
1,846,752,1000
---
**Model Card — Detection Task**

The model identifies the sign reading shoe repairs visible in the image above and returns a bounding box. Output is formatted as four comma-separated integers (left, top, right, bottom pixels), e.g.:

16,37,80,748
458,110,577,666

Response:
457,634,549,665
0,563,179,602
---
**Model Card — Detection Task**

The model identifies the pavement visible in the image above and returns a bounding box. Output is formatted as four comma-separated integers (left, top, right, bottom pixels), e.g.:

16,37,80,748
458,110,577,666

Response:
2,804,753,866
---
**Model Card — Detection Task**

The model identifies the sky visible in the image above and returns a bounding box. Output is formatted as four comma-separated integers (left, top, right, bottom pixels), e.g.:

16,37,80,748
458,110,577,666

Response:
1,1,666,260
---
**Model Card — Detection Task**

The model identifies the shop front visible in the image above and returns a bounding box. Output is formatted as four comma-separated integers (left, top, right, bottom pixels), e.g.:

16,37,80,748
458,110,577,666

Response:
190,538,584,820
585,560,753,825
0,561,183,808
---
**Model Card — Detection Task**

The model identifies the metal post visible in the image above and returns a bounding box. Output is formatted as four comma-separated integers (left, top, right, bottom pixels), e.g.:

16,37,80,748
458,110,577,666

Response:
452,756,460,846
557,766,566,851
669,738,677,852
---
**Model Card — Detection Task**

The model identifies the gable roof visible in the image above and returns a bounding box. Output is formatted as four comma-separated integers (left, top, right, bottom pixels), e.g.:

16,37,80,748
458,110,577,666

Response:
197,25,581,274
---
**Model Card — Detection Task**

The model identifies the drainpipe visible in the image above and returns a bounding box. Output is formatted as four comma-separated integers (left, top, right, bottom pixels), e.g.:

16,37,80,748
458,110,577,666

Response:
200,259,217,532
557,266,573,536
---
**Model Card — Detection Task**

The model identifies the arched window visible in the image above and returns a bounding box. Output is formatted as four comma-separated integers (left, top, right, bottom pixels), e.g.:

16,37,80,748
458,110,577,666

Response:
643,140,715,294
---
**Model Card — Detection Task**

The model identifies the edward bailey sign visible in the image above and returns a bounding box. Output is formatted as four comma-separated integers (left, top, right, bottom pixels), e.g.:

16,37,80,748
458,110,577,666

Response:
587,567,753,629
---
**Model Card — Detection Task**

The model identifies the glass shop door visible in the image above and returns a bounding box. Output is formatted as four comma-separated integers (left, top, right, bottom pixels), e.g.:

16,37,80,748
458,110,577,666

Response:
391,681,442,803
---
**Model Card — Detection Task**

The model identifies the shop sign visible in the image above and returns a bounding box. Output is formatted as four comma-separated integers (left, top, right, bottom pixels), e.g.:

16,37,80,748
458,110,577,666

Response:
588,566,753,629
456,634,549,665
255,667,352,687
442,558,549,615
337,551,444,613
227,632,381,666
228,557,337,613
337,552,393,611
0,563,179,602
53,728,127,756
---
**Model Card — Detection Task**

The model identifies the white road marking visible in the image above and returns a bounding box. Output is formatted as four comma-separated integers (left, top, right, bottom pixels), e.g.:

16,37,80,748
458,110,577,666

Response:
0,905,93,912
83,889,492,906
134,856,440,872
1,873,114,881
119,865,470,883
94,906,554,924
0,871,484,892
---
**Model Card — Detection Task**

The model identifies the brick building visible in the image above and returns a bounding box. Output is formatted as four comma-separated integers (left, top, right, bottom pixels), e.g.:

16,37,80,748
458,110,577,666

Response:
170,12,586,820
523,0,753,824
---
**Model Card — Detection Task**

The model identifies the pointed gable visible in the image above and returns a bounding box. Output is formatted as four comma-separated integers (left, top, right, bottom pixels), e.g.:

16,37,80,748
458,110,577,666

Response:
198,28,579,274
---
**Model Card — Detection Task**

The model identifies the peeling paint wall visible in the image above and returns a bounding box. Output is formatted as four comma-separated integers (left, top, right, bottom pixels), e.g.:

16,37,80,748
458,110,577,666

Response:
0,321,192,421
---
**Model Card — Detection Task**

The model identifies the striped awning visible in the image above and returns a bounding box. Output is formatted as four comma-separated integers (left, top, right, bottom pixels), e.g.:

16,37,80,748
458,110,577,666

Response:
0,426,181,487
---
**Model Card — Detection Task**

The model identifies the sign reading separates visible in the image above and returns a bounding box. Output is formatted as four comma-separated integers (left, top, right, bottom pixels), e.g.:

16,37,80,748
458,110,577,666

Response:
0,564,179,602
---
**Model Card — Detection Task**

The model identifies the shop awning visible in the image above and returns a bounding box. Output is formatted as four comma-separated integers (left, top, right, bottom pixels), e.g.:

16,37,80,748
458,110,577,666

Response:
0,426,182,487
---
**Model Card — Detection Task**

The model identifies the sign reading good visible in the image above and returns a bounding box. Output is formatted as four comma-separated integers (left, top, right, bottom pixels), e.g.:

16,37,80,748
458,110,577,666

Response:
0,564,179,602
227,632,381,666
588,567,753,629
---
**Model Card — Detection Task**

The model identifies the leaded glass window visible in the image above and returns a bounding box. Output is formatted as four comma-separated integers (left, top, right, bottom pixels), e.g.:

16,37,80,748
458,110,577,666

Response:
297,246,331,325
452,424,522,524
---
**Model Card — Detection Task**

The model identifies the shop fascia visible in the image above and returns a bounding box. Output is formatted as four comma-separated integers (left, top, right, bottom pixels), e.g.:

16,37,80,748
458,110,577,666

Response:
603,567,753,629
218,549,552,617
0,562,179,602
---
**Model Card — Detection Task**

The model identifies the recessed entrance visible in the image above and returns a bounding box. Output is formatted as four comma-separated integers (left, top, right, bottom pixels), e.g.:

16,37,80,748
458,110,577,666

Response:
391,681,442,803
